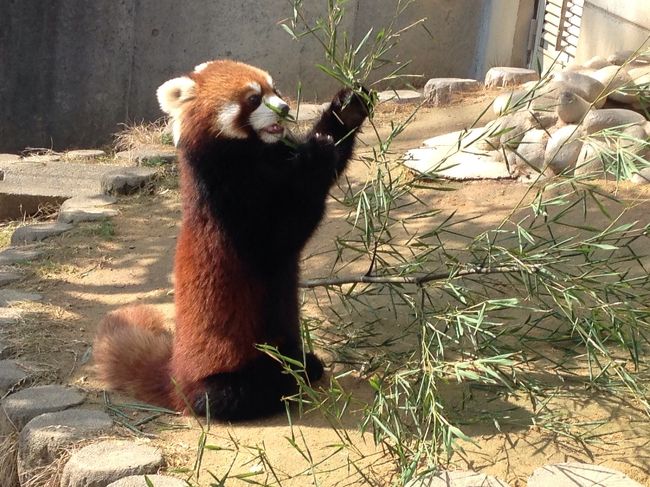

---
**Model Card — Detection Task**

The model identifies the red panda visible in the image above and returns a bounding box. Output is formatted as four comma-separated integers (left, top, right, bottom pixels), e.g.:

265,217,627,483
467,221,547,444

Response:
93,60,370,420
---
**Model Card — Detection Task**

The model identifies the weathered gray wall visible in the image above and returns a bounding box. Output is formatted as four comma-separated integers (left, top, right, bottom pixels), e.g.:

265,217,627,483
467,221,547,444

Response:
576,0,650,62
0,0,518,152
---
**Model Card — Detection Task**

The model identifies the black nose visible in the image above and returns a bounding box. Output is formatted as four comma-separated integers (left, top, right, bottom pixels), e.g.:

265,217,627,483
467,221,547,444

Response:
279,103,290,117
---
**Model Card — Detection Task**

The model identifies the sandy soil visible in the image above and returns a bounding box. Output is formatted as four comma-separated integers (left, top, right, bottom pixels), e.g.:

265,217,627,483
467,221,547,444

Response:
2,95,650,486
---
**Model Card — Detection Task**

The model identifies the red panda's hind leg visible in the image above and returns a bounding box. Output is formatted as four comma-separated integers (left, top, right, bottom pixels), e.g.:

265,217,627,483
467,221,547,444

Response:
192,352,323,421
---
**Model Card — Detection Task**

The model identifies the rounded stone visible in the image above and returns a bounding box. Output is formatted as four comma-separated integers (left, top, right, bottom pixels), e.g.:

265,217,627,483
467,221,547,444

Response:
424,78,481,106
1,385,86,433
18,409,114,477
584,55,612,70
101,167,158,195
108,474,186,487
581,109,646,135
556,91,591,124
485,67,539,88
574,142,606,177
58,194,119,224
545,124,584,173
10,222,74,246
65,150,106,160
406,470,509,487
628,66,650,82
631,167,650,184
0,360,28,395
551,72,606,106
115,149,177,166
588,66,635,103
61,440,164,487
528,462,643,487
508,128,549,174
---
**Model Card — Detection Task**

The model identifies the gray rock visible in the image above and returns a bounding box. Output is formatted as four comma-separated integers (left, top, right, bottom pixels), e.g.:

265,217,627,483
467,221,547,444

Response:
0,289,43,306
0,246,44,265
115,148,177,166
377,90,423,104
65,149,106,160
589,66,636,104
0,360,28,395
631,167,650,184
508,129,549,174
608,50,636,66
1,385,86,433
61,440,164,487
291,103,326,122
405,148,511,180
10,222,73,245
485,67,539,88
581,109,646,135
584,56,612,70
545,124,584,173
22,154,61,163
406,470,509,486
551,72,607,106
58,194,119,223
556,91,591,124
0,270,22,287
574,142,606,177
18,409,113,478
0,340,15,359
0,307,23,325
0,154,21,164
528,462,643,486
108,474,186,487
101,167,158,195
424,78,481,106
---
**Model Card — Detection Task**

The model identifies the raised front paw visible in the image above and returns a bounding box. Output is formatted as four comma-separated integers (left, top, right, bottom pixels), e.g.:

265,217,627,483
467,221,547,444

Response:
331,86,374,130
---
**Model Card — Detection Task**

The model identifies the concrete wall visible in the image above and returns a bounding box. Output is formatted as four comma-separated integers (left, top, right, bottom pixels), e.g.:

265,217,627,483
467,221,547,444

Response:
0,0,526,152
576,0,650,62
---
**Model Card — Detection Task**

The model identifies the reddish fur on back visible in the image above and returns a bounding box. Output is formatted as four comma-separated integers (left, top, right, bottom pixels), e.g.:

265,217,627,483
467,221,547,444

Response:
94,305,174,407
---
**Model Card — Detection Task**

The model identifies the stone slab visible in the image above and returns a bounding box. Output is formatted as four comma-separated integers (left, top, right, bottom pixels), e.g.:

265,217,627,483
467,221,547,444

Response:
0,246,44,265
0,270,22,287
18,409,114,476
0,307,23,325
406,129,511,180
0,360,28,395
65,149,106,160
58,194,119,223
61,440,164,487
0,160,123,220
0,154,21,164
115,148,177,166
108,475,186,487
378,89,423,104
1,385,86,432
528,462,643,487
22,154,61,163
0,289,42,306
101,167,158,195
10,222,74,245
406,470,510,486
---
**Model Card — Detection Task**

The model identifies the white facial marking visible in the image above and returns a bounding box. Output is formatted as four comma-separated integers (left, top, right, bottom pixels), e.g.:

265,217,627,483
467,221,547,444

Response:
249,94,289,143
266,74,274,87
247,82,262,94
217,102,246,139
172,119,182,146
194,61,212,73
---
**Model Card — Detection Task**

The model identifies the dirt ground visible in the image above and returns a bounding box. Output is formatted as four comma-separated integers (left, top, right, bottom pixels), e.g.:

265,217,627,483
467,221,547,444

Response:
2,94,650,486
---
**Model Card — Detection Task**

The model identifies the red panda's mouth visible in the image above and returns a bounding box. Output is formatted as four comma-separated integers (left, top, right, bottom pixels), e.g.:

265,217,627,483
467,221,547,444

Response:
261,123,284,135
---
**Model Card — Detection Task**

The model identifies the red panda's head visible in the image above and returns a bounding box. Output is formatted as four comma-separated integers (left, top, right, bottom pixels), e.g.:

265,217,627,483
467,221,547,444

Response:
157,60,289,146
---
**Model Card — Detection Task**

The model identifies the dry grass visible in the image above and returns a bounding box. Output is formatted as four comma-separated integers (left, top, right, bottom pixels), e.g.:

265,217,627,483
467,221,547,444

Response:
114,119,174,152
0,433,19,487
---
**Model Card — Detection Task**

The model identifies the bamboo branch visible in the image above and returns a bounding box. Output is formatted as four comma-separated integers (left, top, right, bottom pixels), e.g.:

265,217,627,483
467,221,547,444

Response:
300,264,543,288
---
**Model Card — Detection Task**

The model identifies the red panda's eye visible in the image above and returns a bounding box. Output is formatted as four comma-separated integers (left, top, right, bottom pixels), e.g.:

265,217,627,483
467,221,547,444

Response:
248,94,262,107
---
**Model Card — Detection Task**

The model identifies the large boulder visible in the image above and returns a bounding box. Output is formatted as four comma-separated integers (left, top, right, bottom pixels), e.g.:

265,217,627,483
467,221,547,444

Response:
545,124,584,173
552,72,607,107
485,67,540,88
581,109,647,135
556,90,591,124
588,65,636,104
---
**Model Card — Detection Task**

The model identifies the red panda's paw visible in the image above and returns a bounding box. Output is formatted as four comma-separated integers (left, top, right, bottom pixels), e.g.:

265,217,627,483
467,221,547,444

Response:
331,86,373,130
304,352,324,383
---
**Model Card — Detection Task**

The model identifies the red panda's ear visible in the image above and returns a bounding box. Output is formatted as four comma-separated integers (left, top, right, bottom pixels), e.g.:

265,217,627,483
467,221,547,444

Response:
157,76,196,115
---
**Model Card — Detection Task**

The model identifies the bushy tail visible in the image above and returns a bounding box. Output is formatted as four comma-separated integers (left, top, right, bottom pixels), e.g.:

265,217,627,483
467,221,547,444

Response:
93,305,174,409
